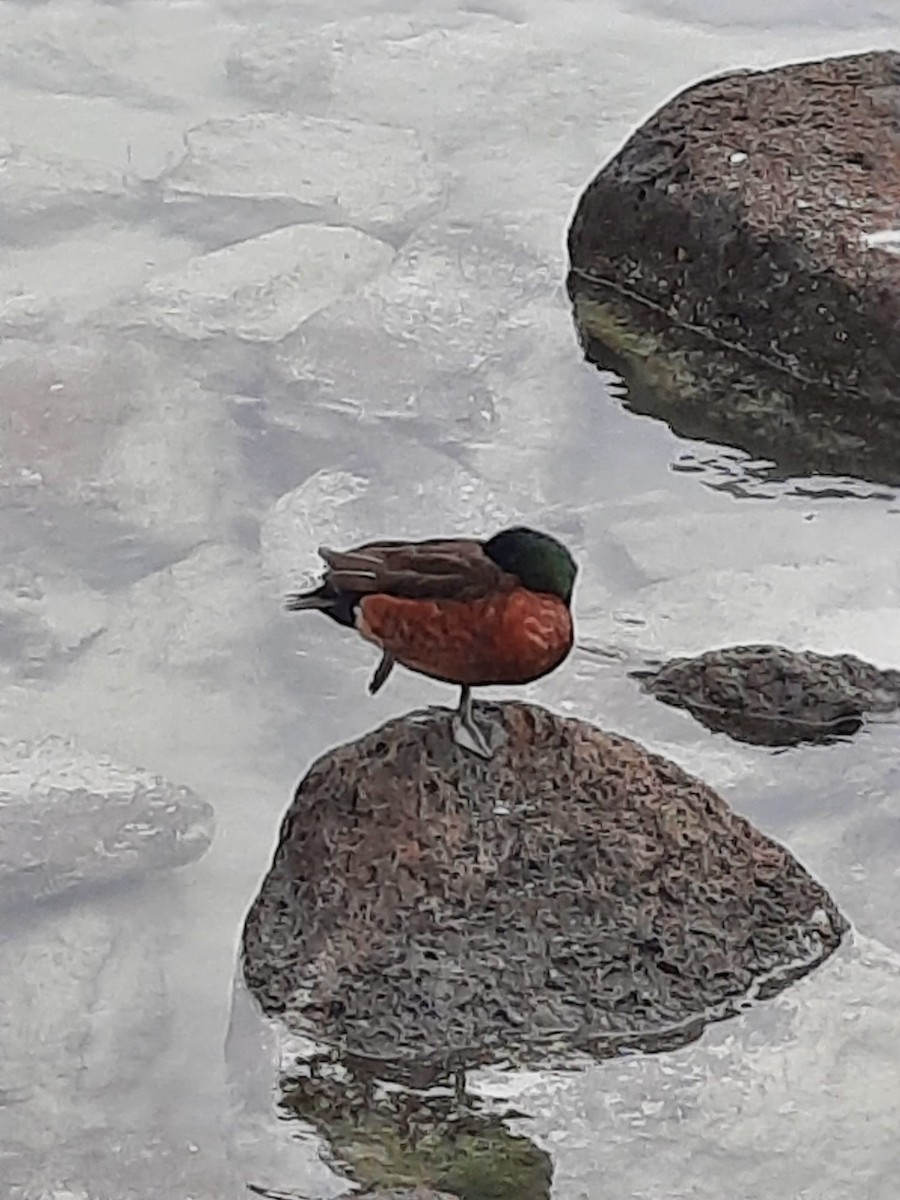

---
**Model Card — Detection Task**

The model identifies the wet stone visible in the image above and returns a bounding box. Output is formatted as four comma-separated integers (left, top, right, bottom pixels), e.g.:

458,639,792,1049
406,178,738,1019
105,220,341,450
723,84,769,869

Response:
633,644,900,746
0,735,214,909
568,50,900,410
242,702,846,1073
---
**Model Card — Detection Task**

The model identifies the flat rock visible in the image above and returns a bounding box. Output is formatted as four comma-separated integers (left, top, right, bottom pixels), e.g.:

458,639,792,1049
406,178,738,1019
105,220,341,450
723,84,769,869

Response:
0,8,162,106
95,372,247,544
0,562,107,680
568,51,900,411
0,225,195,338
0,735,213,908
273,223,546,422
0,141,130,239
223,20,335,111
165,114,445,239
220,13,532,146
242,703,846,1073
633,644,900,746
0,881,242,1199
123,224,395,342
0,339,131,499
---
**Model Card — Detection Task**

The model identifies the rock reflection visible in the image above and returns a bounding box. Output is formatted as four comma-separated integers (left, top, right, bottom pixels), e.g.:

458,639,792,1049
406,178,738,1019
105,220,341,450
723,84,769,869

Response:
569,275,900,490
272,1052,552,1200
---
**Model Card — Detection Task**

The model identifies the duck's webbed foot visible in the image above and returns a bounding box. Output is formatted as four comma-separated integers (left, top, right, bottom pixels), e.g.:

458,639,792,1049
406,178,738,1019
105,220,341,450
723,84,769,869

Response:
451,685,493,759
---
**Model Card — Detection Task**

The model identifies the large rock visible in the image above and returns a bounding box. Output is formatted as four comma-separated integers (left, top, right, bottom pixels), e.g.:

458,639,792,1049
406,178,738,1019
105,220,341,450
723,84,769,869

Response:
569,276,900,488
633,644,900,746
568,51,900,413
243,703,846,1073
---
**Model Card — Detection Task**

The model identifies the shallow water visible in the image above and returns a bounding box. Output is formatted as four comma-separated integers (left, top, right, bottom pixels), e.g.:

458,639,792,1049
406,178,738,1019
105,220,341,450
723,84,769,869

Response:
1,0,899,1196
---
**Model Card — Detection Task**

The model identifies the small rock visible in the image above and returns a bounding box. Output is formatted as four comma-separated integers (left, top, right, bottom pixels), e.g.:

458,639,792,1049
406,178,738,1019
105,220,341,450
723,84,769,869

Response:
243,702,846,1070
633,644,900,746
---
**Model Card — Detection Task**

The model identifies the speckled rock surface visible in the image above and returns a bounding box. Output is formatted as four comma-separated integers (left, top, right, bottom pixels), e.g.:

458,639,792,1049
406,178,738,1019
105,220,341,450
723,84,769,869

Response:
568,51,900,408
243,703,846,1072
634,645,900,746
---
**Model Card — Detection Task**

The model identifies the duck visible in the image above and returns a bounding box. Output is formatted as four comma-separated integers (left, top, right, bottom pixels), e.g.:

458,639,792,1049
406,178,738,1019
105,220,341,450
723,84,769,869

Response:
286,525,577,758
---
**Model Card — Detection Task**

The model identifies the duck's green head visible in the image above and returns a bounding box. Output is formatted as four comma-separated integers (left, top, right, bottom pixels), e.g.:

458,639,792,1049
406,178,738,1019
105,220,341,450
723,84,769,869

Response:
484,526,578,604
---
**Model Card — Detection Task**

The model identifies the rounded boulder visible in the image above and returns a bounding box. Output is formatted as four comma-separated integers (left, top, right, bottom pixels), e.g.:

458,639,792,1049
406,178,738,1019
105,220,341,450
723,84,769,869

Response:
243,703,846,1072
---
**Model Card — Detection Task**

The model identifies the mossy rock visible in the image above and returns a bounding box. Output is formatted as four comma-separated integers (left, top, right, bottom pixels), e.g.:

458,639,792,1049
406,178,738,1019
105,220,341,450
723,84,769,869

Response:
633,644,900,746
243,702,846,1073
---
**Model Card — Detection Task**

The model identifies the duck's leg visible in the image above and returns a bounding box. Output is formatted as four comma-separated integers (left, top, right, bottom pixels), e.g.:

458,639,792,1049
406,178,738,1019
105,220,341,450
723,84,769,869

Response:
368,650,396,695
451,685,493,759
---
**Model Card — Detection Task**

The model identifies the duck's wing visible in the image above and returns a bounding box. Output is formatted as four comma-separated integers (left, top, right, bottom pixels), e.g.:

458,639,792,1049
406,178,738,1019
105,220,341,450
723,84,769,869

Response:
319,537,514,601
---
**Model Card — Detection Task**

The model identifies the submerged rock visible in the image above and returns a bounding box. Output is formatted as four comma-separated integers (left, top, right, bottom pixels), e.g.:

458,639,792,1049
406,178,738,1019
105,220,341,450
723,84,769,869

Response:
127,223,394,343
0,736,214,908
243,703,846,1073
633,644,900,746
165,114,445,240
568,51,900,415
0,141,131,244
0,740,228,1196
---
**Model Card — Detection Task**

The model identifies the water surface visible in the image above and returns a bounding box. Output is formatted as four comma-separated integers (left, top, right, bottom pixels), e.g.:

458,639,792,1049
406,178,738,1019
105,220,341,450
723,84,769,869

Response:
1,0,899,1196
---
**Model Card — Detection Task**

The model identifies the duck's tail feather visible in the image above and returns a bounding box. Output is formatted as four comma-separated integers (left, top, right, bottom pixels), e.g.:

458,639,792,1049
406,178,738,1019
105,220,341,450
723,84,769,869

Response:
285,585,357,627
284,590,331,612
